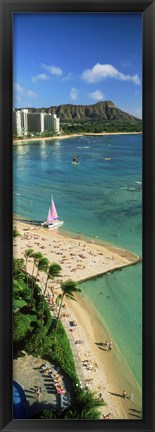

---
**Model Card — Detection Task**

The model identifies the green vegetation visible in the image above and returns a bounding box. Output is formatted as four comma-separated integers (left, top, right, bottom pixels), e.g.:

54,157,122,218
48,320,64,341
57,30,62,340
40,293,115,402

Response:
13,228,21,237
13,313,32,342
14,119,142,141
13,249,104,419
44,262,61,296
61,119,142,135
15,130,59,140
62,389,106,419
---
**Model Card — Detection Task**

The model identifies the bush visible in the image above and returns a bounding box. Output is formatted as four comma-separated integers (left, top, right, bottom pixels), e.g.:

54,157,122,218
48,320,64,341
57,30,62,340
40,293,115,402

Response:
25,328,52,357
48,321,77,381
61,389,105,419
39,409,58,419
13,313,30,342
44,302,52,331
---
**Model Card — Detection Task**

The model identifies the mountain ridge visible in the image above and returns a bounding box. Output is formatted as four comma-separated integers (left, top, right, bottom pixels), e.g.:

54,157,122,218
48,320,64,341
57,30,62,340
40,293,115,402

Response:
18,100,141,122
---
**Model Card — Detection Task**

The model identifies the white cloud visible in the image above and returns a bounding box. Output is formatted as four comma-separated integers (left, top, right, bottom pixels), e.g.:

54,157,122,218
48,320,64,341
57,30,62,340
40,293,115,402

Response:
62,72,73,81
13,82,37,97
13,83,24,93
70,88,78,101
41,63,63,76
26,90,37,97
82,63,141,85
88,90,105,101
32,73,49,83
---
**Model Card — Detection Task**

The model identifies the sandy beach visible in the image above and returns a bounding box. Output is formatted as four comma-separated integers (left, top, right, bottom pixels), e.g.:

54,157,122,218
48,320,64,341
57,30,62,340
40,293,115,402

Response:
13,131,142,145
13,220,142,419
13,220,140,285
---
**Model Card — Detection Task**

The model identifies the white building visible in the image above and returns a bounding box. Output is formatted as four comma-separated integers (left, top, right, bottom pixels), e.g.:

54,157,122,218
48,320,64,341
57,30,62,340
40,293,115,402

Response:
21,109,29,135
13,110,21,136
13,110,60,136
51,114,60,133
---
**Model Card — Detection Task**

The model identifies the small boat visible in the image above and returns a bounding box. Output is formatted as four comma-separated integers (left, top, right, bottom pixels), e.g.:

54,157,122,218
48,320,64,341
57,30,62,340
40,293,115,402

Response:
104,157,112,161
41,196,64,229
72,153,79,164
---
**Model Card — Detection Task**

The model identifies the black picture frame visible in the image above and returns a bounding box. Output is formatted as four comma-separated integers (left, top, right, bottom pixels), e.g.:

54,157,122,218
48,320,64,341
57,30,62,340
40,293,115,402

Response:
0,1,154,431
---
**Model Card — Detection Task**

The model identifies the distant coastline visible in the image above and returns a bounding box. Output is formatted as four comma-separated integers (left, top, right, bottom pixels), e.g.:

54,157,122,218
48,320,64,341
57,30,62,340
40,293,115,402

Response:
13,131,142,145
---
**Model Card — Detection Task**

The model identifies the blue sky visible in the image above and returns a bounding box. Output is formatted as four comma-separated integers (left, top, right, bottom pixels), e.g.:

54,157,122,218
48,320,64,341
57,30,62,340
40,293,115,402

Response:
13,13,142,118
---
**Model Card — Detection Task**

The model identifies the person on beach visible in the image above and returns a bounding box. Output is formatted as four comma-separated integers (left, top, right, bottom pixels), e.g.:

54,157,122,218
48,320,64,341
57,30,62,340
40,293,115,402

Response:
106,341,109,348
36,386,41,400
129,392,133,401
103,413,111,419
109,341,112,350
123,390,127,399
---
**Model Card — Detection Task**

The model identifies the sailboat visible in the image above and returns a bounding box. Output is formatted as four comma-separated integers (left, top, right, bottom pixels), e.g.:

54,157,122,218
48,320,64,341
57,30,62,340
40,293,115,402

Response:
41,196,64,229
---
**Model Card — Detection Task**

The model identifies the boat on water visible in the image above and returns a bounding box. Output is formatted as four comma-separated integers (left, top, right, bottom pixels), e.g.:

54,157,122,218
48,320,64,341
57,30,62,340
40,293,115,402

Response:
104,157,112,161
41,196,64,229
72,153,79,164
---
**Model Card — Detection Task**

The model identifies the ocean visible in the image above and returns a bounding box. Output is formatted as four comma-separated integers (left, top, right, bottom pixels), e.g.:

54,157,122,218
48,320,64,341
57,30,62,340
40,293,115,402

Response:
13,134,142,391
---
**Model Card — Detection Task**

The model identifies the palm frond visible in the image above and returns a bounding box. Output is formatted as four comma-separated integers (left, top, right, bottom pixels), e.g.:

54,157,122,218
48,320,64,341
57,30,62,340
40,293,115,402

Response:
56,294,62,305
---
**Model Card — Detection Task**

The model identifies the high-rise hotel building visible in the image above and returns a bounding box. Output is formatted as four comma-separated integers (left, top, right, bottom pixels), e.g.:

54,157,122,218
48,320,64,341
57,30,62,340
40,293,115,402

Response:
13,109,60,137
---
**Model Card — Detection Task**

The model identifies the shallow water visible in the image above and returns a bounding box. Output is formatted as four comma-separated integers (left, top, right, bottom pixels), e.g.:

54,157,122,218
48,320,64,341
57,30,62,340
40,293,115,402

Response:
80,263,142,389
13,134,142,389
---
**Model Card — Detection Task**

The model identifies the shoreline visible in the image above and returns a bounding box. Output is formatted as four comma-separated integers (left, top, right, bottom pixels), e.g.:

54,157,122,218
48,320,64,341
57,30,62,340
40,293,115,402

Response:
13,131,142,145
65,291,142,418
13,219,142,419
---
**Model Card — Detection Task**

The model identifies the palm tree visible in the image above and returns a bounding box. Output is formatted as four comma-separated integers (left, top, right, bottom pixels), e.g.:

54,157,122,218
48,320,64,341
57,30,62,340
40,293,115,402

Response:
63,390,105,419
35,257,49,288
30,257,49,305
54,279,81,340
24,248,34,273
24,248,34,291
31,252,43,289
44,262,62,296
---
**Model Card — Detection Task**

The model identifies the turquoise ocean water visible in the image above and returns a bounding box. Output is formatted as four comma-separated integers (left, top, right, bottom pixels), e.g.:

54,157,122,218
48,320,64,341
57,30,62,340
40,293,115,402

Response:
13,134,142,389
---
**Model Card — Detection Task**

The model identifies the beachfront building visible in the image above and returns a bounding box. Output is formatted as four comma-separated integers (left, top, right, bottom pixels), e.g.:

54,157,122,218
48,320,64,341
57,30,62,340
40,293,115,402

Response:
13,109,29,137
21,109,29,135
51,114,60,133
13,110,22,137
44,113,60,133
27,113,45,134
13,110,60,137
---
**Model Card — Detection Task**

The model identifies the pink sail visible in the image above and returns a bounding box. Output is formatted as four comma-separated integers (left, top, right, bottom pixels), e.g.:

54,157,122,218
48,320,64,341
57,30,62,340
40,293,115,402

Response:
47,207,52,222
51,199,58,220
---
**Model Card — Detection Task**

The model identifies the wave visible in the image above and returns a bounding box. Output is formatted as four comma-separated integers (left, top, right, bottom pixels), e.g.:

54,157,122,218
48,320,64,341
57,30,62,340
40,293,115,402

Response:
76,146,90,149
